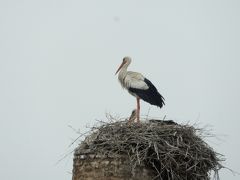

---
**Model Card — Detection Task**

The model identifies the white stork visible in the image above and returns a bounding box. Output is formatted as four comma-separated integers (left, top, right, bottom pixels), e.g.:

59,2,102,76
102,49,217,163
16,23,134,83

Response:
115,57,165,123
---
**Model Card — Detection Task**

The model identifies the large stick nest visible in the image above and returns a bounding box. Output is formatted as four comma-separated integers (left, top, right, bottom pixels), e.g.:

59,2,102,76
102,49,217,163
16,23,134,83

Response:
74,117,224,180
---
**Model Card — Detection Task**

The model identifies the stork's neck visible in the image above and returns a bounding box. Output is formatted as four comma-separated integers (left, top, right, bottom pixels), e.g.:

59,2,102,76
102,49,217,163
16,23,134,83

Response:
118,62,130,77
118,62,130,88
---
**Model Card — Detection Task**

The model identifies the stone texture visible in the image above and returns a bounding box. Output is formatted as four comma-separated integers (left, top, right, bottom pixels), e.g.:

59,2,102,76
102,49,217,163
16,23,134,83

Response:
72,154,155,180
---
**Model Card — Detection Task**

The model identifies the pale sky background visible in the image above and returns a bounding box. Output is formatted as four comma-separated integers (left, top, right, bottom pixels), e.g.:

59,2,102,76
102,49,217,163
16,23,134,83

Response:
0,0,239,179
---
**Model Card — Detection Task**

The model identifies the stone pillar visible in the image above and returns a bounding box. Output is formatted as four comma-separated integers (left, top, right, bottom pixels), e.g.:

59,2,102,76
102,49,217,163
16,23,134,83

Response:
72,153,155,180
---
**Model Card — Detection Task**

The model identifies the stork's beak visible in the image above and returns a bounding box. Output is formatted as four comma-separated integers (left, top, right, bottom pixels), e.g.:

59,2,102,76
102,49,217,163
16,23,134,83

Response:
115,61,125,75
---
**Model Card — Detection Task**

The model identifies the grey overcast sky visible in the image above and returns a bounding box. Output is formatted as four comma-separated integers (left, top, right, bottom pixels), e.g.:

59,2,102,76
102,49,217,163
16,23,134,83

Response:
0,0,239,179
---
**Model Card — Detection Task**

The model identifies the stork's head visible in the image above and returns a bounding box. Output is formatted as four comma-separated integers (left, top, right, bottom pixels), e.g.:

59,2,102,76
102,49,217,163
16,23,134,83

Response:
115,56,132,75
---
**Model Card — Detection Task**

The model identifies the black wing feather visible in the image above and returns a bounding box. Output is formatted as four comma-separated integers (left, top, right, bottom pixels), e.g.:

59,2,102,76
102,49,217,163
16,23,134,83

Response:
128,78,165,108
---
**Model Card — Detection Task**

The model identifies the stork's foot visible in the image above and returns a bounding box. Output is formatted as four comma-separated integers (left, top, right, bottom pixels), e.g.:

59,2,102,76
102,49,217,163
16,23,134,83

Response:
137,119,140,123
136,109,140,123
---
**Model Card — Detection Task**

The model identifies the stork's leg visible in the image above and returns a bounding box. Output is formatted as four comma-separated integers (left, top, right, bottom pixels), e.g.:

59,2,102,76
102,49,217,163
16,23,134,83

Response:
136,97,140,123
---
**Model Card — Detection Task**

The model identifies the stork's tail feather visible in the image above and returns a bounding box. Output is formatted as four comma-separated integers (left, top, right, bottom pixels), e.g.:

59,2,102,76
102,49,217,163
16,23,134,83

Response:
156,93,165,108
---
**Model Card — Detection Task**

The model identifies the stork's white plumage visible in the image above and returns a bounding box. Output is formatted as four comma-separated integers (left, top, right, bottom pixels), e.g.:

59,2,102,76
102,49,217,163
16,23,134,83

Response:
115,57,165,123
